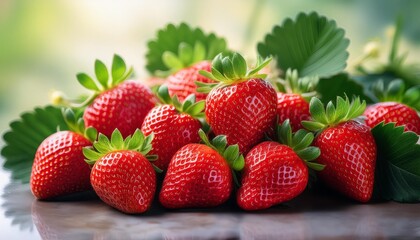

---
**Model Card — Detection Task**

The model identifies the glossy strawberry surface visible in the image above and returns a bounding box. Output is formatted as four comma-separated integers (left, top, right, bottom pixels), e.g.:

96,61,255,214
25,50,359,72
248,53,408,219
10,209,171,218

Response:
277,93,310,132
364,102,420,135
206,79,277,154
237,141,308,210
84,80,156,138
90,150,156,214
314,121,376,202
159,144,232,208
30,131,92,199
141,105,202,170
166,61,214,102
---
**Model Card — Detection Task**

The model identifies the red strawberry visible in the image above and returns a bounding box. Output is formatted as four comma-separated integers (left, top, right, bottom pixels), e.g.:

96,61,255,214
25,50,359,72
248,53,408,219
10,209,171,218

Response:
364,79,420,134
84,129,157,214
30,109,97,199
237,120,323,210
141,86,204,170
277,93,310,132
166,61,215,102
159,130,244,209
73,55,156,138
302,96,377,202
200,53,277,154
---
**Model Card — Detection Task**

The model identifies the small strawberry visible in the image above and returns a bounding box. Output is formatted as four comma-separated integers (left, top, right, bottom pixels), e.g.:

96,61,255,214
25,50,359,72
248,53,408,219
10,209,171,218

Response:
83,129,158,214
302,96,377,202
199,52,277,154
274,69,318,132
363,80,420,134
141,85,204,171
30,109,97,200
69,55,157,138
159,130,244,209
237,120,323,211
145,23,229,102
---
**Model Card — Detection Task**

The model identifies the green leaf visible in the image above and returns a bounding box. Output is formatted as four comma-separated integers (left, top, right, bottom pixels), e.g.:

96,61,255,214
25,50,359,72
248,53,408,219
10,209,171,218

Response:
110,129,124,150
162,51,184,71
146,23,229,76
232,155,245,171
258,12,349,78
111,54,127,82
1,106,69,183
95,59,109,88
372,122,420,202
232,52,247,78
212,135,227,153
403,85,420,111
77,73,100,91
309,97,328,124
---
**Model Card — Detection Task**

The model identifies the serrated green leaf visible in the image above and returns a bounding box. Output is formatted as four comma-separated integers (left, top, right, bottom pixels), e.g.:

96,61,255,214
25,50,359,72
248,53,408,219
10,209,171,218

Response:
372,122,420,202
77,73,100,91
95,59,109,88
258,12,349,78
1,106,68,183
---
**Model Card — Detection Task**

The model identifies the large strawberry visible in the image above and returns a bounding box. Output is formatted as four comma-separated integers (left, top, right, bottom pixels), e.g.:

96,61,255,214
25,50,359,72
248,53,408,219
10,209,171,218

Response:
238,120,323,211
363,80,420,134
302,96,377,202
30,109,97,200
159,130,244,209
145,23,229,102
199,53,277,154
83,129,158,214
72,55,156,138
141,85,204,171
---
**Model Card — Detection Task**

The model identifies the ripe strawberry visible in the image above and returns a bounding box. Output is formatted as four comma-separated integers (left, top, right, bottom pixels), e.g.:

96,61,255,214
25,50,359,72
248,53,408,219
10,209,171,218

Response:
302,96,377,202
141,85,204,170
363,79,420,135
83,129,157,214
166,61,215,102
73,55,156,138
199,53,277,154
237,120,323,211
30,109,97,200
159,130,244,209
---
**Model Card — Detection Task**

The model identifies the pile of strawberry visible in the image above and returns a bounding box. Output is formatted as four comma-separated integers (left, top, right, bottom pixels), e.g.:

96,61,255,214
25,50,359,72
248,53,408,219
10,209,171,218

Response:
7,17,420,214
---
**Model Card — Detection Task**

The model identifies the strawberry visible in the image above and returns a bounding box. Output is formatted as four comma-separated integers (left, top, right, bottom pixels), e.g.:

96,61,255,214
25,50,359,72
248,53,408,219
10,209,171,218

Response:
145,23,229,102
274,69,317,132
363,80,420,134
237,120,323,211
199,53,277,154
30,109,97,200
83,129,158,214
302,96,377,202
166,61,215,102
71,55,156,138
159,130,244,209
141,85,204,170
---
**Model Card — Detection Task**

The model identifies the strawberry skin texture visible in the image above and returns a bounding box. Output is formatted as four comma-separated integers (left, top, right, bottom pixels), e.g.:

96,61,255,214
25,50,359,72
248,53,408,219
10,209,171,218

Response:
314,121,376,202
141,105,201,171
84,80,157,138
159,144,232,208
166,61,215,102
364,102,420,135
237,141,308,211
90,150,156,214
277,93,310,132
206,79,277,154
30,131,92,200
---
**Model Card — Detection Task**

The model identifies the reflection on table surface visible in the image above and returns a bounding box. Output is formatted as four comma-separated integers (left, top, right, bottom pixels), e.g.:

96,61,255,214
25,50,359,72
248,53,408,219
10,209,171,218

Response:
2,179,420,240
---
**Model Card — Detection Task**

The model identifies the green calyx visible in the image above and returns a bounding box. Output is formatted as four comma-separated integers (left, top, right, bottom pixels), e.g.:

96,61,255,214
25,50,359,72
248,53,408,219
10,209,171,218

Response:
302,96,366,132
146,23,228,77
198,129,244,172
83,129,159,171
372,79,420,110
275,69,318,100
197,52,272,93
62,108,97,142
156,85,205,118
277,120,324,171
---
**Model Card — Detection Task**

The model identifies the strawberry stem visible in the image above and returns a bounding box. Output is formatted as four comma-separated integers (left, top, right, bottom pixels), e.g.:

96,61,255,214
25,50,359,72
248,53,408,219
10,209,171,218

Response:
62,108,97,142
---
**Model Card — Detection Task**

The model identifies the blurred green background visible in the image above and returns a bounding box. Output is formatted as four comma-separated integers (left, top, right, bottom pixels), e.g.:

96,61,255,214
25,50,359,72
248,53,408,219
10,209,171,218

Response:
1,0,420,136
